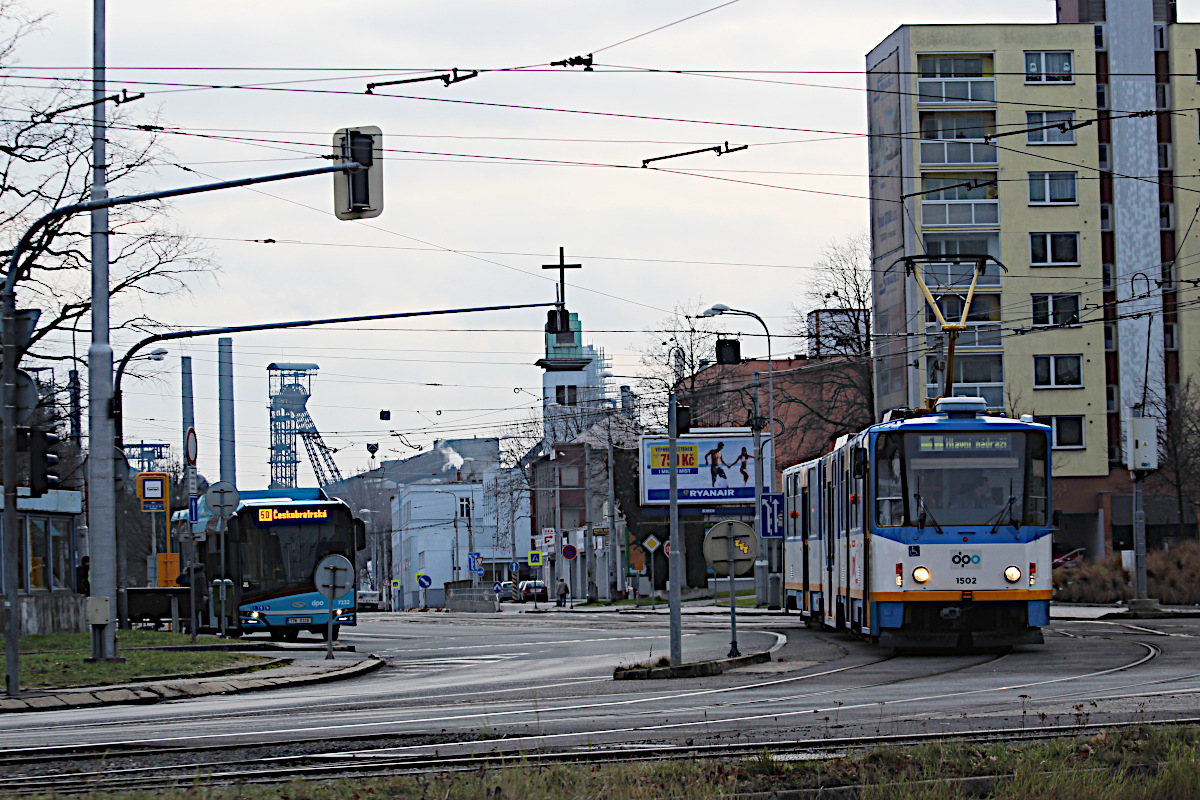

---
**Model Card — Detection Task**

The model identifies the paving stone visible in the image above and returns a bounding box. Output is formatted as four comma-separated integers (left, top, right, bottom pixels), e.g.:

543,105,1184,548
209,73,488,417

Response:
0,698,29,711
24,695,68,709
94,689,140,703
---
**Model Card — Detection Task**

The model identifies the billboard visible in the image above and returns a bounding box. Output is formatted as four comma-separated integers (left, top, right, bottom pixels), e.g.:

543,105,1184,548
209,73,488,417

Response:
640,432,773,505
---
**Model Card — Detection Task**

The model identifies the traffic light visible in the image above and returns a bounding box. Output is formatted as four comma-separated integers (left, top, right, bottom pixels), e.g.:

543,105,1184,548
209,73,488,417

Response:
676,405,692,435
716,339,741,365
333,126,383,220
28,427,59,497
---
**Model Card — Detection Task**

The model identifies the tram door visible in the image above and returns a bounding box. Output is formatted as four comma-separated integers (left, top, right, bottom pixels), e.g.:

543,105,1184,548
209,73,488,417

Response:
823,455,837,628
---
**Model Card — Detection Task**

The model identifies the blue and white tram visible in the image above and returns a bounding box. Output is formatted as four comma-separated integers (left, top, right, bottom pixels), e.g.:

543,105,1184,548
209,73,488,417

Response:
783,397,1052,650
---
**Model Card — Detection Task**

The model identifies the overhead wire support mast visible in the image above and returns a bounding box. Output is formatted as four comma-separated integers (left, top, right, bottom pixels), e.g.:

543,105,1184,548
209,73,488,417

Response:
35,87,144,121
642,141,747,168
365,68,478,93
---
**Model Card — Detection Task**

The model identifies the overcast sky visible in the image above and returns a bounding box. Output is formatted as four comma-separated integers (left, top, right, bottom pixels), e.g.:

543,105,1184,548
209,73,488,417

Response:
15,0,1196,487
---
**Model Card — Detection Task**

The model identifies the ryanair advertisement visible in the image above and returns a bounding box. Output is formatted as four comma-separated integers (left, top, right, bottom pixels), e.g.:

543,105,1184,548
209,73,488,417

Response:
255,505,333,526
640,432,773,505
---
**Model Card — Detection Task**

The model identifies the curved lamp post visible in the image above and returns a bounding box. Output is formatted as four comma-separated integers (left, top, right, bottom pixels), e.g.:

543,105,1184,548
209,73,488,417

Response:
701,304,775,477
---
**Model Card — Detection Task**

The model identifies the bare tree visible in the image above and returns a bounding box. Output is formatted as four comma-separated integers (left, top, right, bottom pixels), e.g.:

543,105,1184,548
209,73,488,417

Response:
0,6,212,369
636,299,744,428
1151,377,1200,543
780,234,875,436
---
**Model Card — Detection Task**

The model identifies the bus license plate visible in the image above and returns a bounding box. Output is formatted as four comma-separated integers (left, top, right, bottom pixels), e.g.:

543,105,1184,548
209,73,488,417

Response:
286,616,312,624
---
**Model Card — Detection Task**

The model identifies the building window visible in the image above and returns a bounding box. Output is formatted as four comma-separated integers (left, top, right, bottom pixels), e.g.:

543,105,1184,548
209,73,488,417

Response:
1034,415,1086,449
1100,203,1113,231
919,55,987,78
1032,294,1081,327
1161,202,1175,230
559,465,581,487
1034,354,1083,388
1025,51,1073,83
1105,322,1116,351
1157,83,1170,111
458,496,472,518
1158,143,1172,171
555,384,578,406
1107,384,1118,413
1026,110,1076,144
1097,83,1108,109
1165,322,1179,351
1098,143,1110,171
1095,24,1106,51
921,234,1002,286
920,175,999,226
917,54,995,104
1103,263,1114,290
1029,172,1077,204
1030,232,1079,266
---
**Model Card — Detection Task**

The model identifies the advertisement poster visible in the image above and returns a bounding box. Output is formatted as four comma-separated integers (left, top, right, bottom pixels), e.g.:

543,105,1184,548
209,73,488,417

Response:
640,433,773,505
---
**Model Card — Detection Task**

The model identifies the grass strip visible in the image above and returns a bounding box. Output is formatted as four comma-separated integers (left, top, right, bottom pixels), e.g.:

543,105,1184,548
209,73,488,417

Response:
18,650,271,690
11,723,1200,799
15,629,206,653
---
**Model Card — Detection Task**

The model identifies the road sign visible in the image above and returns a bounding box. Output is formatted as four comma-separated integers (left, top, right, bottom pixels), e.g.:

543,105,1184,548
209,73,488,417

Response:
390,578,401,589
137,472,170,513
468,552,485,574
702,519,758,577
664,540,671,557
643,534,661,553
205,481,240,518
528,550,544,567
188,495,200,524
493,581,502,595
416,573,433,589
541,528,558,555
314,554,354,600
510,561,520,574
760,493,785,538
185,427,198,466
561,544,578,560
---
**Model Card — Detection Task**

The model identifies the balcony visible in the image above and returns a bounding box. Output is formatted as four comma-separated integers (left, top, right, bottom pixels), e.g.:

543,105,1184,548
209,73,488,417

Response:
917,78,996,104
926,383,1004,408
919,139,997,166
922,199,999,227
926,324,1002,350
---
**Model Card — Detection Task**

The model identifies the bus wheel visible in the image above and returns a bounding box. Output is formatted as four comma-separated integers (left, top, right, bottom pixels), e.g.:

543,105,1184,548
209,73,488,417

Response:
269,630,286,642
284,630,300,642
323,626,340,642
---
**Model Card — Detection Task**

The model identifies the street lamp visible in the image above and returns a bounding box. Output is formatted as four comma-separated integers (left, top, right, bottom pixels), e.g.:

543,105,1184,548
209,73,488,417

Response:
702,305,775,477
703,304,778,609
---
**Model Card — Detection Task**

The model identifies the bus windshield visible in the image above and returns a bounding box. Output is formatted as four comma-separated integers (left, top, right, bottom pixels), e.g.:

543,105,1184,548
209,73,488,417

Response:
238,519,354,601
875,430,1047,528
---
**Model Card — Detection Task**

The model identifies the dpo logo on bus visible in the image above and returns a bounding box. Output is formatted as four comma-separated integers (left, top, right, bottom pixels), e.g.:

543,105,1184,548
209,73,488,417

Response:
951,551,982,569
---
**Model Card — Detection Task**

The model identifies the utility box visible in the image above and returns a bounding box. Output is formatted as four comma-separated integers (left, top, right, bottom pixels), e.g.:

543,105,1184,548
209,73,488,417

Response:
157,553,180,587
85,596,111,627
1124,417,1159,471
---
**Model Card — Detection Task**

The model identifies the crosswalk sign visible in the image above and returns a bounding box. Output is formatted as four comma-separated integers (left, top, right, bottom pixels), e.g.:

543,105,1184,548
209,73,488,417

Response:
390,579,401,589
528,550,544,567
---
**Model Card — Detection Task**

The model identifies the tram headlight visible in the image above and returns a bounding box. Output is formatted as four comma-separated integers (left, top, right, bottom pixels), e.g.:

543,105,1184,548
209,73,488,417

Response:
912,566,931,584
1004,565,1022,584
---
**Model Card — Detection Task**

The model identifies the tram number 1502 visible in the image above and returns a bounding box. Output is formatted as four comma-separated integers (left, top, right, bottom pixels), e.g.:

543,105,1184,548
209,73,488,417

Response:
956,577,977,585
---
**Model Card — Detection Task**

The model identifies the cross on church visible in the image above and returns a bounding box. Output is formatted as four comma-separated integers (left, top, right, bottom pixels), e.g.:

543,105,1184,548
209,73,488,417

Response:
542,246,581,306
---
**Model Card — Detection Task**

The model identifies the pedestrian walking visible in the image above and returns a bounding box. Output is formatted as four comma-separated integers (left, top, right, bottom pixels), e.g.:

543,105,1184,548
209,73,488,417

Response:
75,556,90,596
556,577,570,608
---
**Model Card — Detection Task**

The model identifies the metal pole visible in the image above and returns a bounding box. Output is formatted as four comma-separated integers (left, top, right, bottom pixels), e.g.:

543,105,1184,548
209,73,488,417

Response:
650,549,656,611
219,516,227,636
752,373,765,606
607,438,619,600
181,357,198,642
466,497,475,587
88,0,118,660
727,522,739,657
1133,472,1148,599
218,339,236,487
325,563,335,661
667,394,682,665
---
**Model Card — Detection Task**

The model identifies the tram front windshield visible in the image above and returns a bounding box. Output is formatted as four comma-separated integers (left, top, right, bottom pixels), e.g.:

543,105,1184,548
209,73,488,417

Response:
239,519,352,601
875,431,1047,528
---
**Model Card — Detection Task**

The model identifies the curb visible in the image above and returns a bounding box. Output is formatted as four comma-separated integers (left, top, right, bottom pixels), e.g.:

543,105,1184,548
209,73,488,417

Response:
0,655,384,714
613,650,771,680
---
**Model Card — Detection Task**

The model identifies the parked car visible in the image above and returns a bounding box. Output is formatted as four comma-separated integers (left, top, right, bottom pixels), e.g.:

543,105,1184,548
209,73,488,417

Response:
1053,547,1086,570
357,590,387,611
498,581,516,602
519,580,548,602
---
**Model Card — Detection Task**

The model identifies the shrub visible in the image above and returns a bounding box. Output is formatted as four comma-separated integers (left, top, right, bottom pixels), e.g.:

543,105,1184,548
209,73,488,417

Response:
1053,554,1130,604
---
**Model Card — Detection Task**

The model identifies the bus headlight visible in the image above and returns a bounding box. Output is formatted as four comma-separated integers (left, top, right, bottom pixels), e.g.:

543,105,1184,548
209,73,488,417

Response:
249,610,260,619
1004,565,1022,584
912,566,931,584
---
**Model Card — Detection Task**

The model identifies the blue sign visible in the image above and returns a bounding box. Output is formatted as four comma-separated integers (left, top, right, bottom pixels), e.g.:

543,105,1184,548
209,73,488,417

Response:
760,493,784,538
528,550,544,567
142,500,165,512
468,552,484,574
188,495,200,524
493,581,502,595
416,573,432,589
509,561,520,574
561,544,578,560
